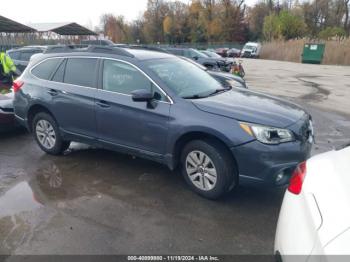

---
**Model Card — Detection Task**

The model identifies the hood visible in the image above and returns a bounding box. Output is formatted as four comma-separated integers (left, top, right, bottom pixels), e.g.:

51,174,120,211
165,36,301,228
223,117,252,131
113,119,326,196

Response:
192,89,307,128
198,57,226,65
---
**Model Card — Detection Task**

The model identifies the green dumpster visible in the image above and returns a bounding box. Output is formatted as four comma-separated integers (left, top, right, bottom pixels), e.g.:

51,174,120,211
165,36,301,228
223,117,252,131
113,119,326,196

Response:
302,43,325,64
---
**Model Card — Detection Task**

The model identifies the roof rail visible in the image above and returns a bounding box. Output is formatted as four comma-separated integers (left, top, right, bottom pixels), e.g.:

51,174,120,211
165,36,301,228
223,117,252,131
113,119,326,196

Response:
44,45,134,58
126,45,169,54
87,45,134,57
44,45,82,54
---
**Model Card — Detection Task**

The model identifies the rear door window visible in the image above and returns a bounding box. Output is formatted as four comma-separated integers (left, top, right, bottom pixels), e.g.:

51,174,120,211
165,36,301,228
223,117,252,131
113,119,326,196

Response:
64,58,98,88
31,58,63,80
51,59,67,82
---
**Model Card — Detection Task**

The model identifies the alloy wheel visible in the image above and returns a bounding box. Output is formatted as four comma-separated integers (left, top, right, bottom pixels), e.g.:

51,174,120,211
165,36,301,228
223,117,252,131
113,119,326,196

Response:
36,119,56,149
185,151,217,191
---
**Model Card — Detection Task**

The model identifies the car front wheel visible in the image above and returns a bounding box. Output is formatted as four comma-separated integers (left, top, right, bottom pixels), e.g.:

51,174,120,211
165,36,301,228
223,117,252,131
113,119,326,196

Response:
181,140,237,199
32,112,70,155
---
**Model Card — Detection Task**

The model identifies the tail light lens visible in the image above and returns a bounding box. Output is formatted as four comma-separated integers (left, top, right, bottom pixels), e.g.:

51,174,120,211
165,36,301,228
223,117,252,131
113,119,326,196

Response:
288,161,307,195
12,80,24,93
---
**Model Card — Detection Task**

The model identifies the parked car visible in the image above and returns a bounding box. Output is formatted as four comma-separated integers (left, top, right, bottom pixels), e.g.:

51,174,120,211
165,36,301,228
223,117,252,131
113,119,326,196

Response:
165,47,232,72
275,144,350,260
180,56,247,89
14,45,313,199
241,42,262,58
201,50,224,59
122,45,169,53
210,71,246,89
215,47,229,57
120,46,246,89
6,46,47,73
0,89,16,131
227,48,241,58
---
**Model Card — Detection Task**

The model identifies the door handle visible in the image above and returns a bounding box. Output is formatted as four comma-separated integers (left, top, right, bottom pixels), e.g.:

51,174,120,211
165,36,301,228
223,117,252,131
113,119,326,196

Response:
96,100,110,108
48,89,58,96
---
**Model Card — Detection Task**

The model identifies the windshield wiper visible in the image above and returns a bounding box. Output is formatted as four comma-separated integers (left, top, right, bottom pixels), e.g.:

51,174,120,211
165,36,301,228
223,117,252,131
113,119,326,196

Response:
182,94,206,99
183,87,232,99
208,86,232,96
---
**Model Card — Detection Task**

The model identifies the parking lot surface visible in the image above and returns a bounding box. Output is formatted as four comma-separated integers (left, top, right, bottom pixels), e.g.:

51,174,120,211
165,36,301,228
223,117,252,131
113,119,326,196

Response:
1,59,350,255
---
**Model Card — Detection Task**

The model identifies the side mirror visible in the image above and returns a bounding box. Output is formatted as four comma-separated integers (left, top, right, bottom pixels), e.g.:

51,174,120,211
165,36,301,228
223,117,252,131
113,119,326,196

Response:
131,89,154,102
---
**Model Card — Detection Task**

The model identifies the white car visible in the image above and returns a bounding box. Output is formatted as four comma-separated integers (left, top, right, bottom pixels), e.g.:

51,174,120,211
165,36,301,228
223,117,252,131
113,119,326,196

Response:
275,145,350,261
240,42,261,58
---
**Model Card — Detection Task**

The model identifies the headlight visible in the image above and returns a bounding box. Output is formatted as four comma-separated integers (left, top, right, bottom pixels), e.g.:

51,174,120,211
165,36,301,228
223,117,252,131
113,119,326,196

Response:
239,122,295,144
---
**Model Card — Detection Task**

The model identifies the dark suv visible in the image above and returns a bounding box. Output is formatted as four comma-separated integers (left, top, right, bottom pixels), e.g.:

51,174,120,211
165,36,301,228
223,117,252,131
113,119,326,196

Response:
7,46,46,73
13,46,313,199
165,47,231,72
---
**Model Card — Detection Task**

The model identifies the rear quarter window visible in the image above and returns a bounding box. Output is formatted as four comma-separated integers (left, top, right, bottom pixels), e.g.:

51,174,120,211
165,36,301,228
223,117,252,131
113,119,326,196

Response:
31,58,62,80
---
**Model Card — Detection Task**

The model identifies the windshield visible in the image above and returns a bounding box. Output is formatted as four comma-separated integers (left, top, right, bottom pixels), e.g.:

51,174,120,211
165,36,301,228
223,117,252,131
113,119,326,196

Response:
203,51,221,58
244,45,255,50
180,56,207,71
144,58,222,98
189,49,208,58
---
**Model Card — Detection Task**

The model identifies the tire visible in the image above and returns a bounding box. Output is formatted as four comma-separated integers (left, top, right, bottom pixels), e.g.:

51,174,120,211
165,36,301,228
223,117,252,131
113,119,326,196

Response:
32,112,70,155
180,139,237,200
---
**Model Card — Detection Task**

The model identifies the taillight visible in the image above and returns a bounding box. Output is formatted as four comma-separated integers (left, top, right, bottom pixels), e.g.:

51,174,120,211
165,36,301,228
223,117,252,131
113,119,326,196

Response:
288,161,307,195
12,80,24,93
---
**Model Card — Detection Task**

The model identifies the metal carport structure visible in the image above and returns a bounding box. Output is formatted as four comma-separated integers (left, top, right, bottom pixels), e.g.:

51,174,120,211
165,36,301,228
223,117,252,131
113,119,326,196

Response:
0,15,36,50
28,22,97,45
0,15,36,33
29,22,97,36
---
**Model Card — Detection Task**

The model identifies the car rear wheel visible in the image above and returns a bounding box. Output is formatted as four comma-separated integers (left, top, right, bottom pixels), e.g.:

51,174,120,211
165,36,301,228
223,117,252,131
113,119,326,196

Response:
181,140,237,199
32,112,70,155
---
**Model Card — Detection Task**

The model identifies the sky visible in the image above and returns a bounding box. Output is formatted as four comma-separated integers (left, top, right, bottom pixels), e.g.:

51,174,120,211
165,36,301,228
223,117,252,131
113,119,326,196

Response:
2,0,257,29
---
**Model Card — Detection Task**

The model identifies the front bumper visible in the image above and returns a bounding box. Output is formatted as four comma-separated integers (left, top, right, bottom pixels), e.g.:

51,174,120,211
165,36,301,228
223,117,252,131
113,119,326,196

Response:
231,138,312,186
241,51,257,58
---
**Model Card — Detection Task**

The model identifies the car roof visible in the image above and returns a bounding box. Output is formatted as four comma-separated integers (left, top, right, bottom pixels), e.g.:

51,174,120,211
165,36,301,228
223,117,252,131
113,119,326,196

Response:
165,47,192,51
30,46,176,64
124,48,174,60
245,42,260,46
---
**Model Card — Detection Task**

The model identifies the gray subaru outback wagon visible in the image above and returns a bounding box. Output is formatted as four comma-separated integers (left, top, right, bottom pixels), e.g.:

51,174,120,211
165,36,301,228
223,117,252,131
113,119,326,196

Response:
13,46,313,199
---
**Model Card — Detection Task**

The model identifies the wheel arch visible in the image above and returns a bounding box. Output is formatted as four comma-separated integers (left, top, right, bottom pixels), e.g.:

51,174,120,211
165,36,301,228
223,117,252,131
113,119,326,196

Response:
170,131,238,173
27,103,57,132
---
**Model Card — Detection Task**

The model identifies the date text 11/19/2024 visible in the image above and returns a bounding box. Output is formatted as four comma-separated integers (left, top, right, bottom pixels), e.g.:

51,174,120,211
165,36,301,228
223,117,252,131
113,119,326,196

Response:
127,256,220,261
